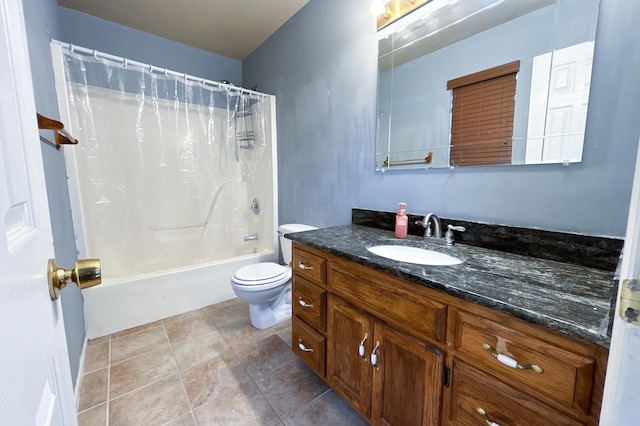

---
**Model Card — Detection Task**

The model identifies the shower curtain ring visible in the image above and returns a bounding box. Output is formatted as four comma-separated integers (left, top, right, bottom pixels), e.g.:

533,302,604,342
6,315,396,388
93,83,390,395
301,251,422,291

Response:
70,43,75,53
124,58,128,68
93,50,98,61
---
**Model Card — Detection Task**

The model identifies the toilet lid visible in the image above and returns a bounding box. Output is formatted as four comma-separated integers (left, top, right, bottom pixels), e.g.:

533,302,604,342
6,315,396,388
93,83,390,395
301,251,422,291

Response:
233,262,288,284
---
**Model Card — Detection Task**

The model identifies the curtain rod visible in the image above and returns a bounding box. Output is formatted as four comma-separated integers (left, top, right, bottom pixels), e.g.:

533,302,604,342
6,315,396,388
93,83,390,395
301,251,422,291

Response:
52,40,265,98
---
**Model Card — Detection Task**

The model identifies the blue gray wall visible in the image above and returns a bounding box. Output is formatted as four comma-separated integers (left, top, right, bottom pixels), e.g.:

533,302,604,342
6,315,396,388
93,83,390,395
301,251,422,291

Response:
243,0,640,238
22,0,85,388
22,1,243,386
58,7,241,85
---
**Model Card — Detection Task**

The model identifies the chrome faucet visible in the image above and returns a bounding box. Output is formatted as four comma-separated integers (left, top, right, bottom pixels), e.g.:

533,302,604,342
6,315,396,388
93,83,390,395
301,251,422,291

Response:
417,213,442,239
416,213,465,246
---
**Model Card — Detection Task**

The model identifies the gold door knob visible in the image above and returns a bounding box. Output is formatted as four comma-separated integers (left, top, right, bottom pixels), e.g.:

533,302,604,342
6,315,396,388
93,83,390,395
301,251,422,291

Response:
48,258,101,300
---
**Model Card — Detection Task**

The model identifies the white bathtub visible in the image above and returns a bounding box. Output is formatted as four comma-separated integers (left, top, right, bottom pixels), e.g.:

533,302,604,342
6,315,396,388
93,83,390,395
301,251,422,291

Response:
83,250,276,338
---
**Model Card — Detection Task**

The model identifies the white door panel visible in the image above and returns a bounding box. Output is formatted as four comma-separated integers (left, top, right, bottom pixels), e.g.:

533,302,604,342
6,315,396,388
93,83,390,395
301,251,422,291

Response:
0,0,76,424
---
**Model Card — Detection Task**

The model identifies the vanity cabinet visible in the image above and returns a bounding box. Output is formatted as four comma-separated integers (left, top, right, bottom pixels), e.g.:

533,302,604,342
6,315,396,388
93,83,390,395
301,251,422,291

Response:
291,246,327,378
290,242,608,426
327,295,445,425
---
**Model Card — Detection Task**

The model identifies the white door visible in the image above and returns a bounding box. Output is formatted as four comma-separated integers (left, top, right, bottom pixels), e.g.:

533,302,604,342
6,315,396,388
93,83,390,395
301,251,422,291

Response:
600,136,640,423
0,0,77,424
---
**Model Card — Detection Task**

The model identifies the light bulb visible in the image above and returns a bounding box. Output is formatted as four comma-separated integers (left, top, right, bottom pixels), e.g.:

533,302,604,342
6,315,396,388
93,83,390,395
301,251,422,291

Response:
370,0,388,16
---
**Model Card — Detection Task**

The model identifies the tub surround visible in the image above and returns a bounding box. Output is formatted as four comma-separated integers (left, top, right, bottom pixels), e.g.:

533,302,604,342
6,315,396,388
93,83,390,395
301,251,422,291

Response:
353,208,624,272
286,224,617,347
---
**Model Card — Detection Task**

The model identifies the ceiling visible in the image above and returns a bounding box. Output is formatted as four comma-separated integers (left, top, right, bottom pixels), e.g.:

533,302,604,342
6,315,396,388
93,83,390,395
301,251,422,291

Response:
57,0,310,60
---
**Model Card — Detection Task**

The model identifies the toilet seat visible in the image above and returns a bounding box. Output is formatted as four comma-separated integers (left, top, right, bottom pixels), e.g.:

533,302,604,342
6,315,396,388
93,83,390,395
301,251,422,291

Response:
231,262,291,291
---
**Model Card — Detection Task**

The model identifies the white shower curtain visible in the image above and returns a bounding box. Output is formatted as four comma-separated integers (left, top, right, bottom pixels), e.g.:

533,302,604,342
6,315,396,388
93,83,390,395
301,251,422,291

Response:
52,42,275,279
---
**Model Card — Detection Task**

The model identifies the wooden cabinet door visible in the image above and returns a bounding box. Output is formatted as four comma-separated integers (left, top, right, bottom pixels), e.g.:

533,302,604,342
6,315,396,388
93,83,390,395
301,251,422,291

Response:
327,295,373,419
371,323,444,426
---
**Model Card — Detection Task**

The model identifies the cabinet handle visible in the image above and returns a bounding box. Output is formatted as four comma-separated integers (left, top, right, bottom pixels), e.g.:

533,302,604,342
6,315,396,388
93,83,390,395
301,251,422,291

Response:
482,343,543,374
371,340,380,369
298,297,314,308
359,333,368,358
477,407,501,426
298,339,314,352
298,262,314,270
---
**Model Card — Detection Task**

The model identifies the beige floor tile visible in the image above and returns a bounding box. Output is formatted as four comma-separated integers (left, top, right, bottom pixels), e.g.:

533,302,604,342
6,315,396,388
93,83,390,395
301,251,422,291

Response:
110,347,178,399
163,412,196,425
77,402,106,426
171,329,232,370
256,359,329,419
110,325,169,364
163,313,218,345
111,320,162,340
205,301,249,328
109,375,190,426
162,309,205,327
203,298,242,313
277,327,292,346
193,380,281,426
271,319,292,333
87,335,109,346
78,368,108,412
235,334,297,381
84,341,109,373
181,350,252,408
283,390,368,426
217,318,275,349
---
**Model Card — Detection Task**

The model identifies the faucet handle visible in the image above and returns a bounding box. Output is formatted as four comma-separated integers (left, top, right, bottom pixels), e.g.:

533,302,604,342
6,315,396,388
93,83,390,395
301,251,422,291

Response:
445,224,465,246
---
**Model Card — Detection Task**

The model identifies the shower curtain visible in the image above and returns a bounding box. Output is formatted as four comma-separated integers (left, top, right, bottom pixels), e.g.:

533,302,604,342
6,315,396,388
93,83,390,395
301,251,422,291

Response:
53,43,275,279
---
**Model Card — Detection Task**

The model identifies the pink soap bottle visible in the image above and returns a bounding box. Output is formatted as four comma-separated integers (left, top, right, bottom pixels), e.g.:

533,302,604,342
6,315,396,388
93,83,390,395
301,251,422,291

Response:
395,202,408,239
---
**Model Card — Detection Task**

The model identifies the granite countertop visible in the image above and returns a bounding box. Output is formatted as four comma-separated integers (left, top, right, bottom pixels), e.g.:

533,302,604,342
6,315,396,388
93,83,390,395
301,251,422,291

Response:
287,224,615,348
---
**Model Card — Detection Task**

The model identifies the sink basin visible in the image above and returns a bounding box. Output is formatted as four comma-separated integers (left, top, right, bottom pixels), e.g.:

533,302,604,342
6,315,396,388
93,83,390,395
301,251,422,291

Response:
367,245,463,266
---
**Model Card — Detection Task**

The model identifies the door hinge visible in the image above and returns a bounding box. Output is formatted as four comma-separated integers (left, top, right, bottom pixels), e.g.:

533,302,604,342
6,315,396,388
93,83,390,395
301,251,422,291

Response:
442,365,450,388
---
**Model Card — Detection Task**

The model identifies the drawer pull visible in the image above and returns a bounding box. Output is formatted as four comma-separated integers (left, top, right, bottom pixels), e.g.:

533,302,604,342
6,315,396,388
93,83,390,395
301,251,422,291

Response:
371,340,380,369
359,333,368,358
298,262,314,270
482,343,543,374
298,297,314,308
298,339,314,352
476,407,501,426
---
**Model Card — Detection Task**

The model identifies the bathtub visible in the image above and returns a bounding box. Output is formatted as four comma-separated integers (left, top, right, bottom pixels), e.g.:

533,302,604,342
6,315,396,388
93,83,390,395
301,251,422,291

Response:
83,249,276,338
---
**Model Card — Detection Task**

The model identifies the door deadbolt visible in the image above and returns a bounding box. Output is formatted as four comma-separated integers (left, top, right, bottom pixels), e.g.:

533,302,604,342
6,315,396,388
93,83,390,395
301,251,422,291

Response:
48,258,102,300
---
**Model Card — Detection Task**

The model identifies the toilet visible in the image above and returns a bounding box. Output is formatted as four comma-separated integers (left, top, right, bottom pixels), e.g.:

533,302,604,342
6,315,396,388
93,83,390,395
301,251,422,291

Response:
230,223,317,329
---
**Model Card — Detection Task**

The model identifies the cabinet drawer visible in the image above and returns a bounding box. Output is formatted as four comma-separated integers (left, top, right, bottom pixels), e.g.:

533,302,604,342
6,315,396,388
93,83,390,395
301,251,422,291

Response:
292,276,326,331
330,263,447,343
292,316,326,378
448,359,582,426
292,247,327,286
453,310,595,414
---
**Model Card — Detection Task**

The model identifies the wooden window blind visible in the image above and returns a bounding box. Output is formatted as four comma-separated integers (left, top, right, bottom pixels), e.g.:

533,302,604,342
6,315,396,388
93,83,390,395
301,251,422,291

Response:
447,61,520,167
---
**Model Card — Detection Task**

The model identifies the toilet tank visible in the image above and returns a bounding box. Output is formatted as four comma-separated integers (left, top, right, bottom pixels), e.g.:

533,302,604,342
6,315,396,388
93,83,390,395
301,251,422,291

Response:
278,223,317,265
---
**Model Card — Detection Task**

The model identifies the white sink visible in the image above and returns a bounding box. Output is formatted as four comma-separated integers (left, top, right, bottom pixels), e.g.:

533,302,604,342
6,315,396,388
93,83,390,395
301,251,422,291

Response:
367,245,463,266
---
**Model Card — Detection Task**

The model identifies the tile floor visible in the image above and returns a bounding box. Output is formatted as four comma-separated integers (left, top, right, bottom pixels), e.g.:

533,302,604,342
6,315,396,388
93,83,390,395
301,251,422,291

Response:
77,298,367,425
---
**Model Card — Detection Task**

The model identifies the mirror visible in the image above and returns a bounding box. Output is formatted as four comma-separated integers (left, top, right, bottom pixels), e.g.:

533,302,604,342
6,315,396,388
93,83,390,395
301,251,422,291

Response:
375,0,600,170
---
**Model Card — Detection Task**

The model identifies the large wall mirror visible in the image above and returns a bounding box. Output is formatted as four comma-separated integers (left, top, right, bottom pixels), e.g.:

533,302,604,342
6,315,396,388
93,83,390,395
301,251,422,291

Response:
375,0,600,171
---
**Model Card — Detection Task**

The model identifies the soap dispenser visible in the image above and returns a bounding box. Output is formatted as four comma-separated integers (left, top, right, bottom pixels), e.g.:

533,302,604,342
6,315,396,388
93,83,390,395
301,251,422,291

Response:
395,202,408,239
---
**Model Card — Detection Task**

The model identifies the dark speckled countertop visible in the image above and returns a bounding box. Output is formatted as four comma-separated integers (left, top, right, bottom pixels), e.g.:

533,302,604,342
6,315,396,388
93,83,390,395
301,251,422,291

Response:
286,224,615,348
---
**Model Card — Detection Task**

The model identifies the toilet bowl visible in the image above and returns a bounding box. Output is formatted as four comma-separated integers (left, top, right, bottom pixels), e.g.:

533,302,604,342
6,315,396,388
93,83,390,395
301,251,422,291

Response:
230,223,317,329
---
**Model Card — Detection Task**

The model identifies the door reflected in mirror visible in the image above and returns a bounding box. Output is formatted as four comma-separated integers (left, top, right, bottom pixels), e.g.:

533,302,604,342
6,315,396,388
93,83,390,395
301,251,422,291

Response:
375,0,599,171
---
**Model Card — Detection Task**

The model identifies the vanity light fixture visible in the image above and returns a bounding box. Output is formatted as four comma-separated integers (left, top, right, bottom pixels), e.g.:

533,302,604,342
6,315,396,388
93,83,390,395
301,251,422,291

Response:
370,0,391,17
372,0,429,30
